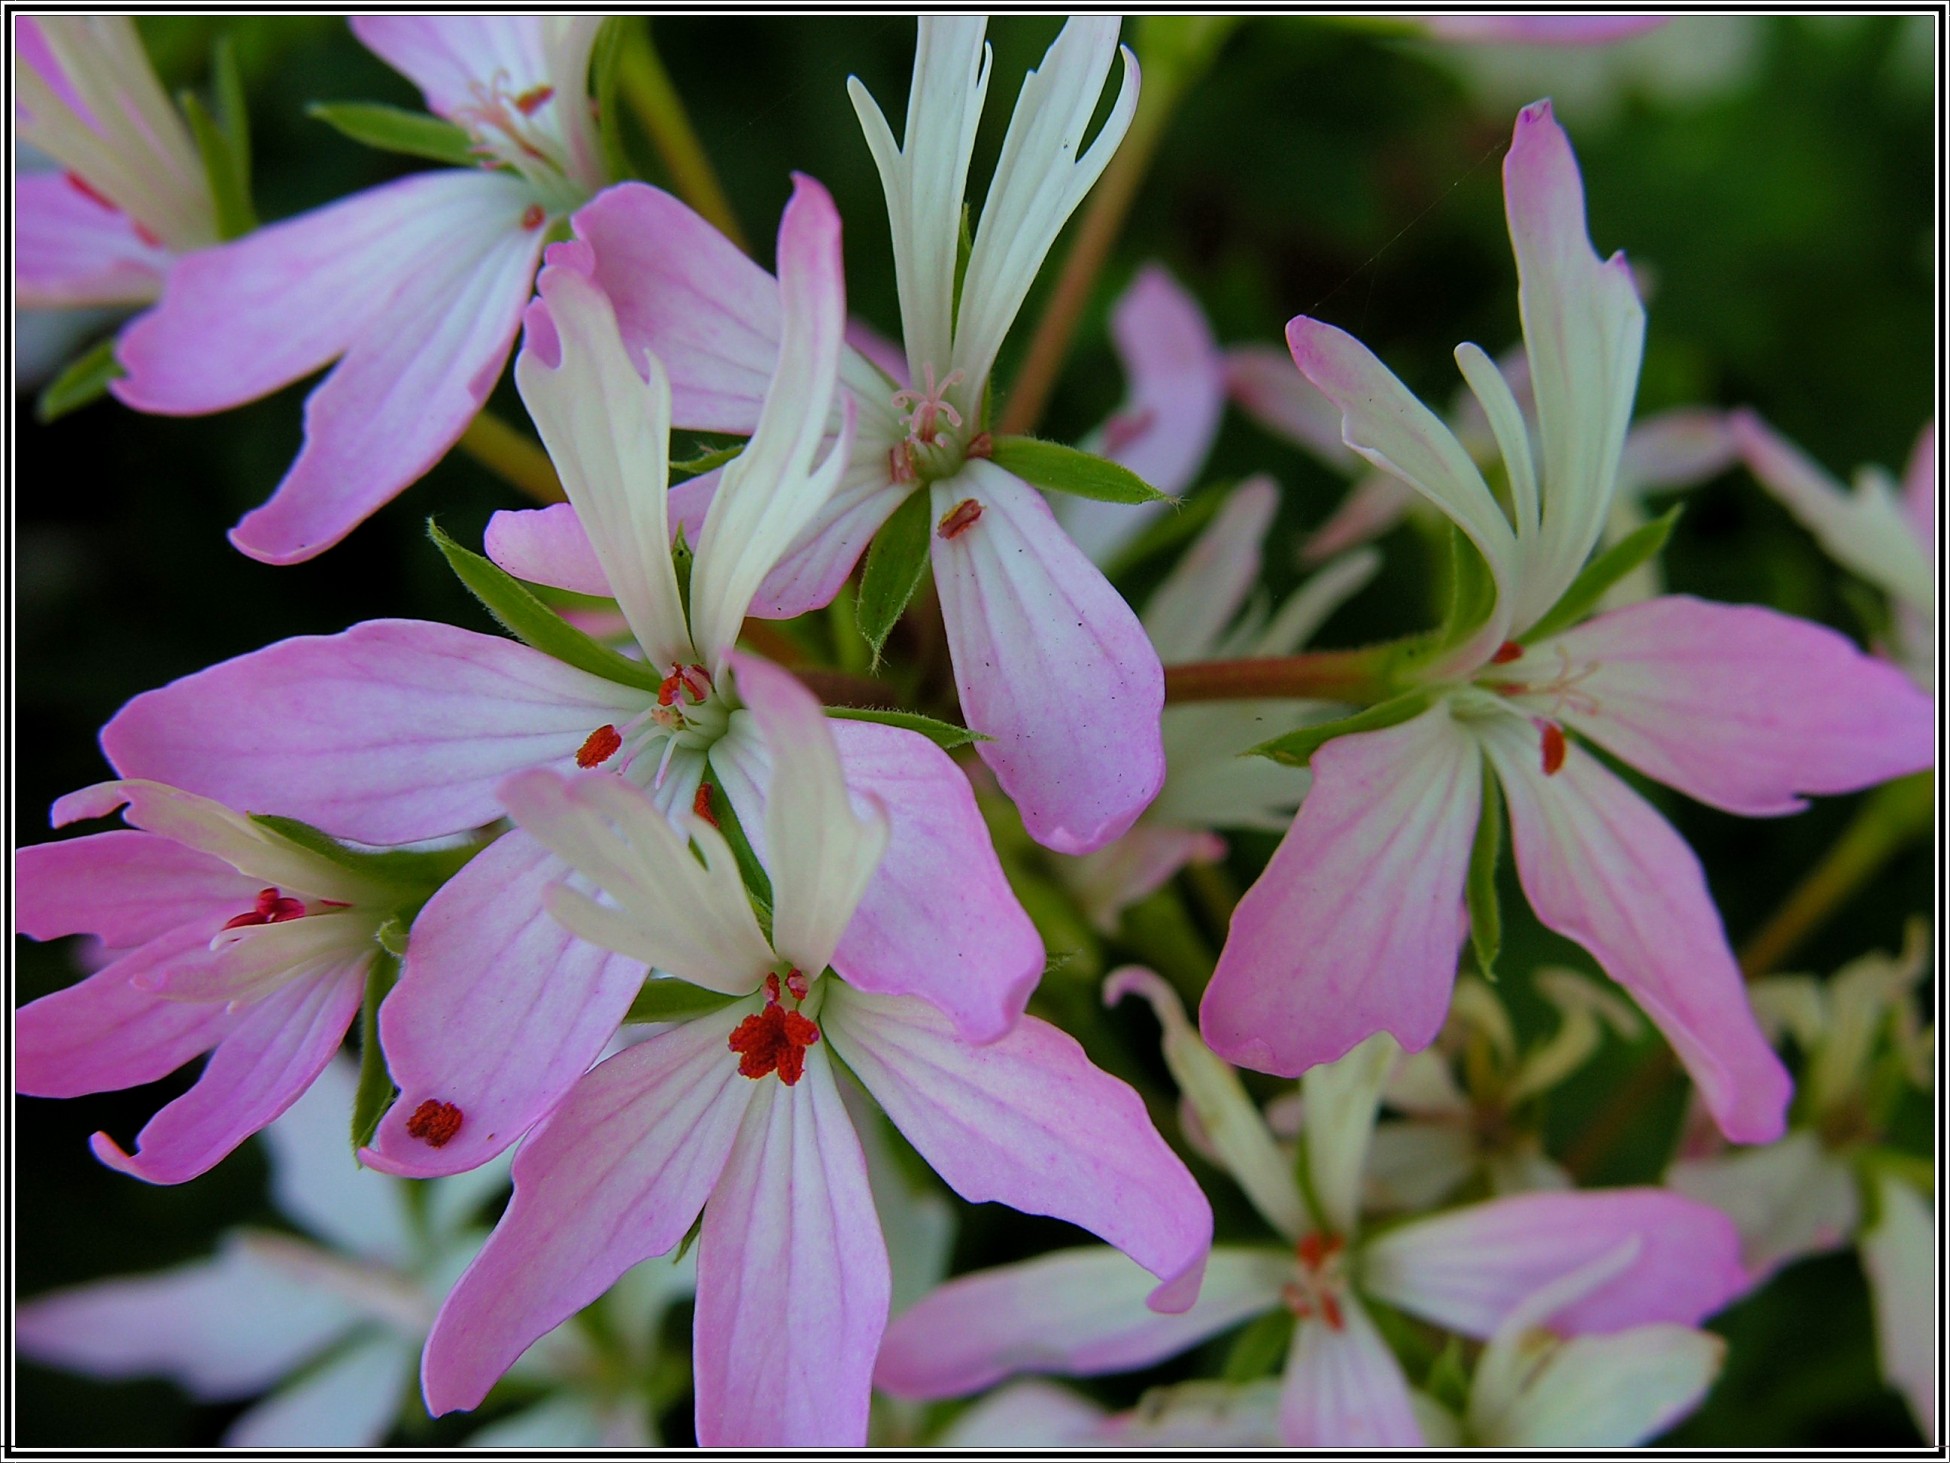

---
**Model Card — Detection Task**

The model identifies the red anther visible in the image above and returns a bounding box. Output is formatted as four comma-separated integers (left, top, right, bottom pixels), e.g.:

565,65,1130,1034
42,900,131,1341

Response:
1491,641,1524,664
132,221,162,248
405,1099,463,1147
657,663,710,707
1540,722,1567,776
64,171,116,211
937,498,984,541
728,1002,821,1084
693,782,720,828
222,887,308,929
764,972,782,1004
1318,1291,1345,1332
520,202,547,231
577,723,623,768
784,967,810,1001
1296,1231,1342,1269
513,84,555,115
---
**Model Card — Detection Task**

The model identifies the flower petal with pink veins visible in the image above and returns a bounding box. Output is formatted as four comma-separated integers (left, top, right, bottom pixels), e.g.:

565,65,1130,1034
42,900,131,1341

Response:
930,459,1165,854
1478,716,1791,1142
350,16,551,119
877,1245,1285,1398
739,461,912,620
823,986,1211,1311
1202,703,1483,1077
15,171,170,309
1363,1188,1747,1339
483,503,612,596
361,830,650,1179
422,1009,751,1413
1280,1299,1424,1447
102,619,635,847
1536,595,1934,816
694,1045,888,1447
16,829,256,948
92,960,367,1185
712,713,1043,1043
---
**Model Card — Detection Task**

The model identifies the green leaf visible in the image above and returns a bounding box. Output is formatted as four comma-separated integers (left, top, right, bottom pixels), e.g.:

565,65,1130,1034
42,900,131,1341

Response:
988,436,1173,505
671,440,744,479
624,976,741,1025
1523,507,1681,643
854,490,931,668
1466,767,1503,981
1424,1335,1471,1414
1246,689,1434,767
825,706,988,749
1221,1304,1293,1382
180,89,256,239
310,101,478,169
249,812,481,894
211,34,251,180
951,201,973,324
429,520,664,693
35,337,124,423
351,951,399,1153
589,17,636,184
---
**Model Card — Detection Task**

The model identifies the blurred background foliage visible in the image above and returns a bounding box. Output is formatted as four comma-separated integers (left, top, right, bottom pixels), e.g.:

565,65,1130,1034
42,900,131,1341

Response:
13,13,1935,1447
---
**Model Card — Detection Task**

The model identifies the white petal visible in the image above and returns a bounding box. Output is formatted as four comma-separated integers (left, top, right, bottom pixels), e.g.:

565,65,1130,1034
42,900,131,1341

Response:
1861,1170,1937,1442
223,1335,414,1448
1301,1032,1398,1236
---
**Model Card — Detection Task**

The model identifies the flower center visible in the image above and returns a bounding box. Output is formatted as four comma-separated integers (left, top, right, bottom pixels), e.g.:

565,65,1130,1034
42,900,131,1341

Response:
221,887,310,930
449,70,586,214
727,971,821,1085
887,365,992,485
573,665,729,789
1479,642,1603,719
1281,1231,1348,1331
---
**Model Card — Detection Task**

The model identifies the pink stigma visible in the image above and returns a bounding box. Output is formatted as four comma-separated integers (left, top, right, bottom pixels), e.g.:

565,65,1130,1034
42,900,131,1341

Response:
893,364,965,446
221,887,308,930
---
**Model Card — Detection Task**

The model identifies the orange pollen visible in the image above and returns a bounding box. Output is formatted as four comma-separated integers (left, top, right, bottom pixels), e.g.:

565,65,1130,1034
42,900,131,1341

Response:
657,663,710,707
1540,721,1567,776
937,498,984,541
728,1001,821,1085
693,782,720,827
577,723,623,768
405,1099,463,1147
1491,640,1524,664
513,84,555,116
221,887,308,930
1296,1231,1343,1269
520,202,547,231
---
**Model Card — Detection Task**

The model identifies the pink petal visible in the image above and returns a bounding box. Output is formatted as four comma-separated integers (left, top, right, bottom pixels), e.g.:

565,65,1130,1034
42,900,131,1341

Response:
1362,1188,1748,1338
740,462,910,620
1481,719,1791,1142
1900,420,1935,545
16,829,257,948
1225,344,1361,471
930,460,1165,854
824,987,1210,1310
483,503,611,596
1301,473,1418,564
1617,408,1735,494
1098,263,1225,496
101,619,634,846
694,1047,888,1446
91,960,367,1185
350,16,549,118
1202,703,1483,1077
421,1009,751,1413
15,170,169,309
362,829,646,1178
1280,1300,1424,1447
1064,824,1228,934
1540,596,1935,815
876,1245,1284,1398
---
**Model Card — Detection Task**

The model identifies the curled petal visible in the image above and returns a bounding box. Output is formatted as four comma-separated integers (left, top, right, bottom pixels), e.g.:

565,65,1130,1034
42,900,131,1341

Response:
483,502,611,597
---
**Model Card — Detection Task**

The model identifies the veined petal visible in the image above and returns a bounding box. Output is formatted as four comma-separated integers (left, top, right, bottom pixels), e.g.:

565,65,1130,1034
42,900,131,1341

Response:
158,910,377,1007
848,16,990,383
1666,1131,1858,1277
1478,715,1791,1142
1280,1298,1424,1447
16,828,256,948
1362,1187,1748,1338
362,830,646,1178
930,459,1166,854
1860,1170,1937,1443
102,619,636,846
1503,100,1646,631
516,251,690,666
483,502,611,596
730,654,889,977
14,170,169,308
223,1335,415,1449
1142,477,1277,665
824,986,1211,1311
694,1045,888,1446
876,1245,1286,1398
422,1010,751,1414
955,18,1138,399
1202,702,1483,1077
1455,341,1541,538
1302,1033,1398,1237
92,960,366,1185
690,176,852,666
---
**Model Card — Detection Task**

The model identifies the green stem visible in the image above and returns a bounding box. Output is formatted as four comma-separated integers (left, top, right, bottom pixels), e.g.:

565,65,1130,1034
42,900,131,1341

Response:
457,410,563,505
618,22,749,254
1163,649,1393,705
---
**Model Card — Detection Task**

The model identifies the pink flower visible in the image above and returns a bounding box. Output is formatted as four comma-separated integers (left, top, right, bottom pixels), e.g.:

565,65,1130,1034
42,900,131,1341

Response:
420,657,1210,1446
1201,101,1933,1143
489,17,1165,855
111,17,606,563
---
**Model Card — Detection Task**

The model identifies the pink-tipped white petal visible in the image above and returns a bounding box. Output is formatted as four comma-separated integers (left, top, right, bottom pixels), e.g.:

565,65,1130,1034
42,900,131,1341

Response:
14,170,170,308
693,1046,888,1447
1280,1299,1424,1447
824,986,1211,1311
930,459,1166,854
1860,1170,1937,1443
1479,717,1790,1143
877,1245,1286,1398
1474,1324,1723,1446
1202,703,1483,1077
483,502,611,596
362,830,646,1178
421,1011,751,1414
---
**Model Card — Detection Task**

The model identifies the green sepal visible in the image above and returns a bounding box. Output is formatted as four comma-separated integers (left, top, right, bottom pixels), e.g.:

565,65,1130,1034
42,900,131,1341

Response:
825,705,988,750
351,951,400,1154
588,17,636,184
310,101,478,169
1523,507,1682,644
672,1209,706,1266
1465,766,1503,982
375,916,411,958
854,490,931,668
1246,689,1435,768
1424,1335,1471,1414
36,337,125,423
248,812,481,896
1221,1303,1293,1382
624,976,741,1025
671,440,745,479
429,519,665,693
670,521,696,625
181,88,256,240
988,436,1173,505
